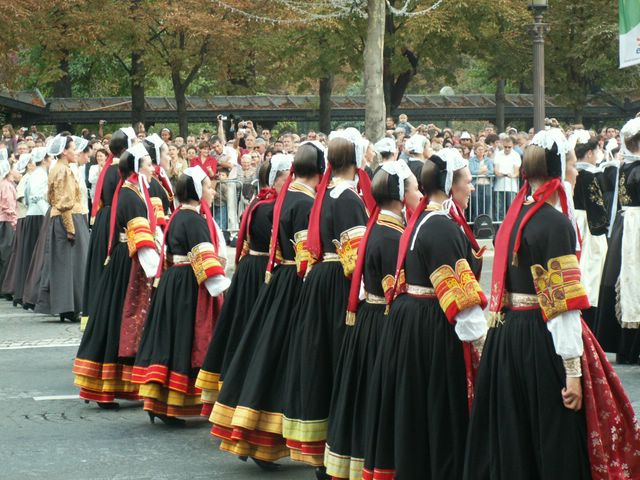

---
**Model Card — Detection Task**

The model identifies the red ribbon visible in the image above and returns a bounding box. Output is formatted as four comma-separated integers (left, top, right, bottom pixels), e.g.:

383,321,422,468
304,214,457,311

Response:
266,171,294,278
345,206,381,318
306,164,332,261
234,188,277,265
90,153,114,220
389,195,430,305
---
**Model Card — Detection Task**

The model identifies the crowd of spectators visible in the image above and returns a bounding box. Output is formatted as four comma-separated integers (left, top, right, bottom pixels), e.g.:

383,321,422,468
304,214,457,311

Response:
0,114,624,240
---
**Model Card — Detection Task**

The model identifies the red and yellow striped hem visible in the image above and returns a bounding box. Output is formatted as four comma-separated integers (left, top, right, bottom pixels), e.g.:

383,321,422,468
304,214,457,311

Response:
362,467,395,480
324,444,364,480
130,364,201,396
194,369,220,392
212,425,290,462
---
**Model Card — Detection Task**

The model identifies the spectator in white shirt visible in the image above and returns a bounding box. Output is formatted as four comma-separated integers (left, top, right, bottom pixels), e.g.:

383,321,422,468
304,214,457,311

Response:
493,138,521,220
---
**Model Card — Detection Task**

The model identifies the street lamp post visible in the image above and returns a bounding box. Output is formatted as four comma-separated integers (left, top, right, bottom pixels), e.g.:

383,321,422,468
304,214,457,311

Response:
529,0,549,132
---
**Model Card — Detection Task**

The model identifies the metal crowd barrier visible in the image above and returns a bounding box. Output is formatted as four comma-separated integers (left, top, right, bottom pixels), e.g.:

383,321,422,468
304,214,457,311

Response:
467,174,522,230
213,178,258,238
213,176,520,241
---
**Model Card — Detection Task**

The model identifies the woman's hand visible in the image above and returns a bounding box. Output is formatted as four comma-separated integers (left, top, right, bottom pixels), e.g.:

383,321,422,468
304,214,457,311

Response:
562,376,582,411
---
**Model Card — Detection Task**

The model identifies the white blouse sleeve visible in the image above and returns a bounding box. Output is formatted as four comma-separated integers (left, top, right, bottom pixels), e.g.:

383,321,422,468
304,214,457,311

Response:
138,247,160,278
454,305,488,342
546,311,584,360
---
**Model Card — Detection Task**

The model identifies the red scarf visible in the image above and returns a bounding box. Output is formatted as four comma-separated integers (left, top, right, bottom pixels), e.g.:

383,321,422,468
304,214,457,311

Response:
389,195,430,304
345,207,381,319
235,187,277,265
90,153,114,221
265,171,294,280
490,178,568,317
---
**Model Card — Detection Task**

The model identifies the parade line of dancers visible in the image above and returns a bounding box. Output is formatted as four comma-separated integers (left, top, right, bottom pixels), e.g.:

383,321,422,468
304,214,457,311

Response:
1,123,639,479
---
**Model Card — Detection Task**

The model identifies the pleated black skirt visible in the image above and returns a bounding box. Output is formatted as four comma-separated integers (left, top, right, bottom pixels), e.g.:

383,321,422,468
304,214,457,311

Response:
22,210,51,308
1,218,20,296
283,260,350,466
196,254,268,404
82,206,111,318
209,264,301,462
133,265,204,417
594,213,640,363
325,301,386,479
13,215,44,303
72,242,139,402
463,309,591,480
363,294,469,480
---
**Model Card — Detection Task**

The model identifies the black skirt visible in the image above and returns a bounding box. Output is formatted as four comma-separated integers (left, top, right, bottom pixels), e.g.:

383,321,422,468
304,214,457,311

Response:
283,260,350,467
363,294,469,480
463,308,591,479
22,210,51,308
209,264,302,462
325,301,386,480
594,212,640,363
82,206,111,319
72,242,139,402
0,219,19,296
196,253,268,407
133,265,205,417
12,215,44,302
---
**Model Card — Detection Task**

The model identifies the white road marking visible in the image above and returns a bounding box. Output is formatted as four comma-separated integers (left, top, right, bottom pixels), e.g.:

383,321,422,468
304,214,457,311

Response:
0,342,79,350
33,395,79,401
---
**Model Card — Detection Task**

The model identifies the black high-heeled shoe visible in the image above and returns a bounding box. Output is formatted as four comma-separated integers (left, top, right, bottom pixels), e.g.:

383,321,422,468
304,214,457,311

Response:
96,401,120,410
147,411,186,427
315,466,330,480
251,458,280,472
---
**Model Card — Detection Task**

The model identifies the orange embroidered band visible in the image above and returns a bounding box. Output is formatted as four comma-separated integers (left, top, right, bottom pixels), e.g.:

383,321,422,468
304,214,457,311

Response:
125,217,155,257
530,254,590,321
188,242,225,284
150,197,167,225
430,258,487,323
332,226,366,278
294,230,312,278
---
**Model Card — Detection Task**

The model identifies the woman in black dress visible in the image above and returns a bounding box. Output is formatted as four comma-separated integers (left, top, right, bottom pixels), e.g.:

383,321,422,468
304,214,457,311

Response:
363,148,487,480
571,136,609,330
207,146,322,469
325,161,422,480
73,142,160,408
283,132,374,476
594,118,640,364
464,130,640,479
82,128,134,325
132,167,229,426
196,158,284,414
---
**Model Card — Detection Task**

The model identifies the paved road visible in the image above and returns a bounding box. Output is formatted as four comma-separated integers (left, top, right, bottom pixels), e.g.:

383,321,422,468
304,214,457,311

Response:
0,249,638,479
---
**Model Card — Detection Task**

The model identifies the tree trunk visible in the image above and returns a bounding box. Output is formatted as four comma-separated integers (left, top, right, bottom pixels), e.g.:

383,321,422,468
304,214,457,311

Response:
390,49,418,111
318,74,334,134
172,72,189,138
364,0,386,142
131,51,145,127
495,78,505,132
382,8,395,116
52,52,73,132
